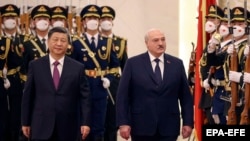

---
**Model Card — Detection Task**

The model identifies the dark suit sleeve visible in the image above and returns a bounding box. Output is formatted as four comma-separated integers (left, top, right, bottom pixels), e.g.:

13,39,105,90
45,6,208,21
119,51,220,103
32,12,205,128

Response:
178,61,194,128
21,60,35,126
116,59,132,127
79,65,91,126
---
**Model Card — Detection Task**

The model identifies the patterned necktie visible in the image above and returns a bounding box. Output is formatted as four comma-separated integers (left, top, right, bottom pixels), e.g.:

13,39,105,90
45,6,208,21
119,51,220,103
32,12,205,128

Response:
154,58,162,84
53,61,60,89
41,38,46,52
90,36,96,48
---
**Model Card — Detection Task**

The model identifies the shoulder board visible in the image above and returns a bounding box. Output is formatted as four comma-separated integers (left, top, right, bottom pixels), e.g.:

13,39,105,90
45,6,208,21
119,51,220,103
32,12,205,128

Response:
72,34,80,41
114,35,127,41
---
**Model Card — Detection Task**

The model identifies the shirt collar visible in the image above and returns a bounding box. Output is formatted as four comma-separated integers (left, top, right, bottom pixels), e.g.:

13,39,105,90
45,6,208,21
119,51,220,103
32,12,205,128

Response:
49,55,65,66
86,33,98,41
148,52,164,63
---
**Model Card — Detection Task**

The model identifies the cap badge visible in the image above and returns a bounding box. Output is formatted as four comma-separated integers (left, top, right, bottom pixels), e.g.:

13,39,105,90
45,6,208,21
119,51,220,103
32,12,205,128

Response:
234,9,243,15
38,6,47,12
6,5,14,12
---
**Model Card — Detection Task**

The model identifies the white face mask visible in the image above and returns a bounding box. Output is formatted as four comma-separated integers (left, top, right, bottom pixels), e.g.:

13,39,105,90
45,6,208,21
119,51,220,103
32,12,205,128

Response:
4,19,16,29
100,20,113,31
36,20,49,31
219,25,229,37
233,25,245,39
205,21,216,33
86,19,99,30
52,21,65,27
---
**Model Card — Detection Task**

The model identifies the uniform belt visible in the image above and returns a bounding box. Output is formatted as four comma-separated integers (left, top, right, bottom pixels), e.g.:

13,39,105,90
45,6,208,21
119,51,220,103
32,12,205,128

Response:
7,66,20,75
85,69,108,77
214,79,226,86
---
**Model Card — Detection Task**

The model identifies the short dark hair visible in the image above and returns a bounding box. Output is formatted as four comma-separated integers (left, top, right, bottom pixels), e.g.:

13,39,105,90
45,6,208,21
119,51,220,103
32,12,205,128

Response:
48,27,69,40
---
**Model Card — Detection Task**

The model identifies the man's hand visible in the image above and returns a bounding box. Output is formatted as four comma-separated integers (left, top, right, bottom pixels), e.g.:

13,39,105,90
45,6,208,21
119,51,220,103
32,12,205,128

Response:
81,126,90,140
203,78,210,90
22,126,31,138
229,71,242,83
244,44,249,56
227,44,234,55
182,126,193,139
243,72,250,83
101,77,110,88
119,125,131,140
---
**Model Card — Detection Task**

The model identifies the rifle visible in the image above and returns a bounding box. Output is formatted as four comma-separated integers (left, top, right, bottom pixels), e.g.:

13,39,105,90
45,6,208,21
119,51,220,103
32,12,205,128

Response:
20,4,25,34
23,5,30,35
227,43,238,125
188,42,196,94
75,8,82,36
0,12,2,37
207,66,215,97
67,1,74,35
240,0,250,125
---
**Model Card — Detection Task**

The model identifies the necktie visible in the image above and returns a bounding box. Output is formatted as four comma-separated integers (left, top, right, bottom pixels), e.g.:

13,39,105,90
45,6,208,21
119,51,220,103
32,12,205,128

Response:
53,61,60,89
41,38,46,52
90,36,96,48
154,58,162,84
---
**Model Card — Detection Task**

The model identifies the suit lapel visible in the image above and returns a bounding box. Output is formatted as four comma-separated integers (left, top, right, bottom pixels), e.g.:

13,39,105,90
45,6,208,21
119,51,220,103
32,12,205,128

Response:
162,54,171,83
58,56,70,90
43,56,55,90
142,53,159,84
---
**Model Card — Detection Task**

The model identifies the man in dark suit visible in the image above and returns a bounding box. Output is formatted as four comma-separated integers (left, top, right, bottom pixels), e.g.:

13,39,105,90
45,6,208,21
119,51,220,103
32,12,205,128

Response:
116,28,194,141
21,27,91,141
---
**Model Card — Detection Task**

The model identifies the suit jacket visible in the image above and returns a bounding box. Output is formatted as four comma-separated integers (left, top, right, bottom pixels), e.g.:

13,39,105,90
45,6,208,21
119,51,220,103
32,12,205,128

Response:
21,55,91,140
116,52,194,136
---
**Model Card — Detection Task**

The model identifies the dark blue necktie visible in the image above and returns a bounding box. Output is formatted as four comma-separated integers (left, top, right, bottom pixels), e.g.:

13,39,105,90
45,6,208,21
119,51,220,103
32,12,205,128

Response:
41,38,46,52
154,58,162,84
53,61,60,89
90,36,96,48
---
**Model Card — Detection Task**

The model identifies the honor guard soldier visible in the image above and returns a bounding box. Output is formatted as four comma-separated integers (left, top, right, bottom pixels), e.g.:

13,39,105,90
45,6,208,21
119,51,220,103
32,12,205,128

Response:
50,6,73,57
0,4,31,141
99,6,128,141
226,6,250,125
71,4,120,141
204,7,233,125
199,4,224,125
20,4,51,83
0,8,12,140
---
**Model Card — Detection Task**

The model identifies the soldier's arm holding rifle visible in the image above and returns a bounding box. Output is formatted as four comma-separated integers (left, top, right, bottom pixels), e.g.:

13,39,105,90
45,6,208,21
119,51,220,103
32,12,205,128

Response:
67,4,74,35
75,9,82,37
240,10,250,124
187,42,196,95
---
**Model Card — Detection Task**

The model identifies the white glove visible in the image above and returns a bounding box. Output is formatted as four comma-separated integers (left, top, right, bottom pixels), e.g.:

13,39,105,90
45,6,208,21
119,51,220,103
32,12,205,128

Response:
3,78,11,89
207,44,216,53
212,114,220,124
243,72,250,83
2,67,10,89
101,77,110,89
203,78,210,90
227,44,234,55
229,71,242,83
211,78,217,86
244,45,249,56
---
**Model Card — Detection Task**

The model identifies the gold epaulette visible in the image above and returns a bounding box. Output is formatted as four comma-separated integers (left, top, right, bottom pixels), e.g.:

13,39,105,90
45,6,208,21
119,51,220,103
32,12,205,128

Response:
114,35,127,41
23,34,35,42
72,34,80,41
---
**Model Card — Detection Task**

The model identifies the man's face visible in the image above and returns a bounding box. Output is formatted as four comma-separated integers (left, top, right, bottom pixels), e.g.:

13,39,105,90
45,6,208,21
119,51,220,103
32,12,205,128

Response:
146,30,166,57
48,32,68,57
